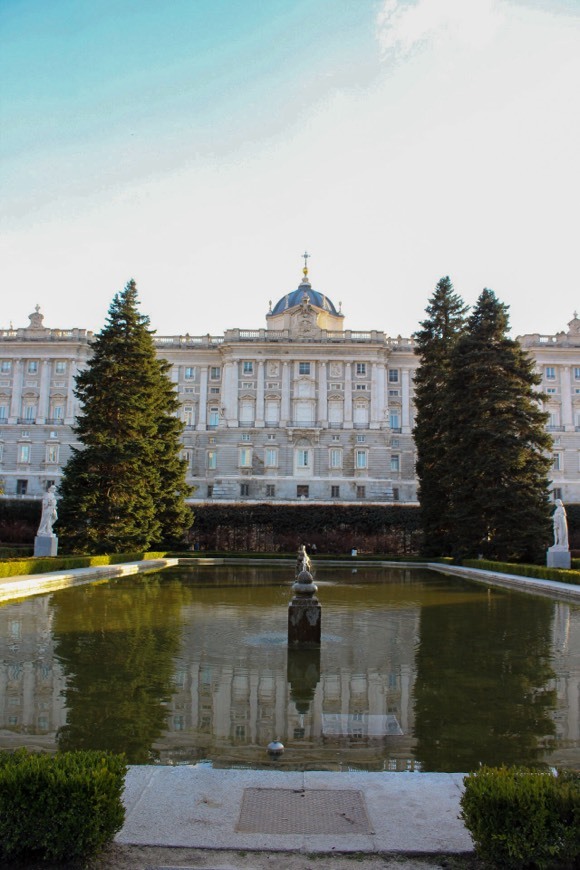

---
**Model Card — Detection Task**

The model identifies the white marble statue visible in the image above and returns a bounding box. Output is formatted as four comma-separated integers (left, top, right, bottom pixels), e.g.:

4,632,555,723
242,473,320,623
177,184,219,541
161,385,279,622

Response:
37,485,58,537
553,499,569,549
296,544,311,575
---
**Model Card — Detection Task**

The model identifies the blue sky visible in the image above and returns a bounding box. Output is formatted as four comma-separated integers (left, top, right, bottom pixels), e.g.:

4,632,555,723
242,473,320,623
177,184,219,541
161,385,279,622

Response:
1,0,579,338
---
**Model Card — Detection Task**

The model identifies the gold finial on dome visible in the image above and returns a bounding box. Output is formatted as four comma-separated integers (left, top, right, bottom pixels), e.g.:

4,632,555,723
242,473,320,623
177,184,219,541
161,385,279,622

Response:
302,250,310,281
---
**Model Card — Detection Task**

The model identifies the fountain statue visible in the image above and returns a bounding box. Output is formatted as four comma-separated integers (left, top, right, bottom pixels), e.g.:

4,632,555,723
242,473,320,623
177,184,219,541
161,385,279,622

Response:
288,545,321,647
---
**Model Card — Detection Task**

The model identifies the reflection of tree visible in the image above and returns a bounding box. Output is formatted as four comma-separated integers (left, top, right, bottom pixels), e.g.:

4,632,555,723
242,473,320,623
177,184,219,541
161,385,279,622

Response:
52,577,185,763
413,591,557,772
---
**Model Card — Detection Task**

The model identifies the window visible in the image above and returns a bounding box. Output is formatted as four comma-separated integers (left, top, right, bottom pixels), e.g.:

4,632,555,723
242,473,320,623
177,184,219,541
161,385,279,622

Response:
546,388,557,394
388,369,399,383
355,384,367,390
330,383,343,390
332,434,340,442
16,479,28,495
297,449,310,467
355,449,367,469
0,444,3,462
356,362,367,376
331,485,340,498
46,445,58,464
239,447,252,467
391,454,400,472
210,366,221,379
24,404,36,421
356,434,365,442
184,366,195,379
207,485,213,497
575,368,580,380
267,433,276,440
241,433,251,441
329,448,342,468
552,453,562,471
356,485,366,498
183,405,194,426
297,485,309,498
54,361,66,374
265,448,278,467
1,360,12,373
21,430,30,438
243,361,253,374
210,387,220,394
299,362,311,375
208,407,219,428
207,450,217,469
391,438,400,447
388,389,400,397
52,404,64,421
389,411,401,431
266,484,276,498
392,487,400,501
0,404,7,421
553,488,562,501
18,444,31,463
27,360,38,374
545,366,556,380
240,483,250,497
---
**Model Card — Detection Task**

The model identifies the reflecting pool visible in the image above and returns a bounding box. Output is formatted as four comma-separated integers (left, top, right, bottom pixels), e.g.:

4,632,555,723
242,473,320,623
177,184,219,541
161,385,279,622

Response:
1,563,579,772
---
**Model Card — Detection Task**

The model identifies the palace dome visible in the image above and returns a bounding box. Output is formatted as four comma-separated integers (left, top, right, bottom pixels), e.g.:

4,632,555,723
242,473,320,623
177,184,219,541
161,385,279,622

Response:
270,279,340,316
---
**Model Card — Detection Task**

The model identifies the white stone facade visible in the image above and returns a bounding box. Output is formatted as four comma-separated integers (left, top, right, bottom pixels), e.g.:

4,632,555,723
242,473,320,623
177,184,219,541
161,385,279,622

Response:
0,280,577,504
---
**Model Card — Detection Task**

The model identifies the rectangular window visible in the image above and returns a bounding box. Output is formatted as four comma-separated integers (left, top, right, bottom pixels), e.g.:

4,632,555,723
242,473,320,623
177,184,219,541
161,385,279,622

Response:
16,479,28,495
546,388,557,394
297,449,310,467
356,434,365,442
392,487,400,501
239,447,252,467
267,433,276,440
545,366,556,380
356,363,366,376
19,444,31,463
355,384,367,390
332,434,340,442
24,405,36,421
210,366,221,379
553,487,562,501
389,411,401,430
207,450,217,469
46,445,58,464
329,448,342,468
297,485,309,498
355,449,367,469
54,361,66,374
299,362,311,375
27,360,38,374
240,483,250,497
552,453,562,471
575,368,580,380
330,383,343,390
356,485,366,498
265,448,278,467
0,404,7,421
266,484,276,498
184,366,195,379
243,361,253,374
390,454,400,472
331,485,340,498
207,484,213,497
388,389,400,397
241,433,251,441
52,405,63,420
388,369,399,383
210,387,220,394
0,360,11,373
208,407,219,428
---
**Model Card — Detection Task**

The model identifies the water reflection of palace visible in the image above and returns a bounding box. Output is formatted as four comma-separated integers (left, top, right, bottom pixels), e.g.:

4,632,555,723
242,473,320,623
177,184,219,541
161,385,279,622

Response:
550,602,580,766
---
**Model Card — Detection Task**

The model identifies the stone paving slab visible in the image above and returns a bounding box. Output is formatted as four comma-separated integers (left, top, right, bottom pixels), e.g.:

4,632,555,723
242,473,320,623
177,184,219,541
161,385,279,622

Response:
118,766,474,854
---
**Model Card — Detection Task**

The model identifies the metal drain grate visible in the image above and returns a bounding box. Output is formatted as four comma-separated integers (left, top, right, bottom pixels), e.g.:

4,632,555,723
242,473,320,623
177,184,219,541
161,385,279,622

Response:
236,788,372,834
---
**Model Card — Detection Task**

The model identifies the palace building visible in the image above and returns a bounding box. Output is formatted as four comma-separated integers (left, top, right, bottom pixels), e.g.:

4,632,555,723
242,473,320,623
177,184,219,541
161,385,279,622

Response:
0,263,578,504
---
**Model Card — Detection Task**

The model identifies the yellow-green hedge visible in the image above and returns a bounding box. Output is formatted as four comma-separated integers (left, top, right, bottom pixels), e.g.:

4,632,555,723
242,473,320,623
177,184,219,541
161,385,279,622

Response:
0,551,168,580
464,558,580,586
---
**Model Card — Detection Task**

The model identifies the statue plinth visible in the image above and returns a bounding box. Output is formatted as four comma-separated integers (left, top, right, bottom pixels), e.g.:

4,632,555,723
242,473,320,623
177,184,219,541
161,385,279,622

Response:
34,535,58,557
288,569,321,647
547,546,571,570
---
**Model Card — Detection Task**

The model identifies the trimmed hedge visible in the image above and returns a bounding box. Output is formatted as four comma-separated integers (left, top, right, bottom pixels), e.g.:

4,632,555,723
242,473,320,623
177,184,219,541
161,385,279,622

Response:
0,550,168,580
460,766,580,869
464,558,580,586
0,749,127,864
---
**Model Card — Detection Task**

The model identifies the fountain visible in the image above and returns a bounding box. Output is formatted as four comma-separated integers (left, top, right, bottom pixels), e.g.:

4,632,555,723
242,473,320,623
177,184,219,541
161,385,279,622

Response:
288,545,321,647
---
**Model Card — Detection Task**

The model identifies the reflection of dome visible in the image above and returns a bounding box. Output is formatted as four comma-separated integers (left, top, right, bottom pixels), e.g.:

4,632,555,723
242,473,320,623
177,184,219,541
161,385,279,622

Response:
270,279,339,316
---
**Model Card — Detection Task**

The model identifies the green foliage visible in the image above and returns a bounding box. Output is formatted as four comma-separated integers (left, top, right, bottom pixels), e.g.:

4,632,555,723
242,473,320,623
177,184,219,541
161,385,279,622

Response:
413,277,468,556
0,550,168,579
464,558,580,585
0,748,127,863
57,280,192,553
460,766,580,868
444,289,552,562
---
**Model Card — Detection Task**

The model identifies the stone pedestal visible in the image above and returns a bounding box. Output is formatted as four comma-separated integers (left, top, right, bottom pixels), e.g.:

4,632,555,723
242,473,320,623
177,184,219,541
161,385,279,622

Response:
288,569,321,647
547,546,571,569
34,535,58,557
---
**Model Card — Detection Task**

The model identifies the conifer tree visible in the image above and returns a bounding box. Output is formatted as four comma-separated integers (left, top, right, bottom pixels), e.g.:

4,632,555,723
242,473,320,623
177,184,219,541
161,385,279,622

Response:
444,288,552,562
413,277,468,555
58,280,192,553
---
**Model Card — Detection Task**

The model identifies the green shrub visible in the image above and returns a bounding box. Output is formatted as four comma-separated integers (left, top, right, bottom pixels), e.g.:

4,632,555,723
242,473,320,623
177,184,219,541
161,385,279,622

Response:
460,766,580,869
0,550,169,579
464,558,580,586
0,749,127,864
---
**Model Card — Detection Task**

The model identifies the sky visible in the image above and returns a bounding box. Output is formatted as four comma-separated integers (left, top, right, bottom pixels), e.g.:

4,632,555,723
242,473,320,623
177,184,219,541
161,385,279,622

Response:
1,0,579,340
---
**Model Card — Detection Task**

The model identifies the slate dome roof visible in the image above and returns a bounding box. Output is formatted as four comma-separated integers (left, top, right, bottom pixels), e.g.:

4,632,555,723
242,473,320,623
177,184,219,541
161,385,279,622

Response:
270,279,340,316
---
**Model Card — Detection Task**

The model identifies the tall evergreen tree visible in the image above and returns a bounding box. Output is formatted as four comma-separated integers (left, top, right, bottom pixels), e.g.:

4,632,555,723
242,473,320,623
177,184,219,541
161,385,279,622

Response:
444,289,552,562
58,280,192,553
413,277,468,555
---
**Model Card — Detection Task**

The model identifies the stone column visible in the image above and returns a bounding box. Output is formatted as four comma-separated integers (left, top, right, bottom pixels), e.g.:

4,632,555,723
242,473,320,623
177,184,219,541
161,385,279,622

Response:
402,369,411,433
370,362,386,429
344,362,353,427
37,358,51,423
197,366,208,429
561,365,574,431
222,361,238,427
9,359,23,423
65,360,78,423
256,360,265,427
281,362,291,425
317,361,327,427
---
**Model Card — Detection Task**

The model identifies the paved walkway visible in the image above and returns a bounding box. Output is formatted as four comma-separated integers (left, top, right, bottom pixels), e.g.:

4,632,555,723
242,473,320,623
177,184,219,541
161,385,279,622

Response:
117,767,473,855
